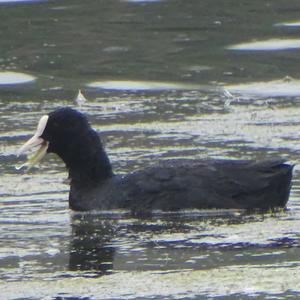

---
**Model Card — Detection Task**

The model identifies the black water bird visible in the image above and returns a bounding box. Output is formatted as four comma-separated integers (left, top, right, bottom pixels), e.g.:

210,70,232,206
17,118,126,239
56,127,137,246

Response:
17,107,294,215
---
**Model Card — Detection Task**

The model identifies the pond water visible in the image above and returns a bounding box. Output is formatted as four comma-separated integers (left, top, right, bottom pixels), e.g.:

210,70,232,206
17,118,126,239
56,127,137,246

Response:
1,0,300,299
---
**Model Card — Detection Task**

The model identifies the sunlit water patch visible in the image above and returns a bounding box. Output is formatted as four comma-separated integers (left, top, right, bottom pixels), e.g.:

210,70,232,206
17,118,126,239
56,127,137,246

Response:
225,77,300,97
276,21,300,27
227,38,300,51
0,0,45,3
2,265,300,299
1,212,300,298
92,103,300,156
87,80,201,91
0,71,36,85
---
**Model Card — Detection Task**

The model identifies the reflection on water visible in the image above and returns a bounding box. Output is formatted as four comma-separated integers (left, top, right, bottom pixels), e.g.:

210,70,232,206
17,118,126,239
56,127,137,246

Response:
0,0,37,2
276,21,300,27
87,80,201,91
225,77,300,97
1,0,300,299
0,71,36,85
69,214,116,276
227,38,300,51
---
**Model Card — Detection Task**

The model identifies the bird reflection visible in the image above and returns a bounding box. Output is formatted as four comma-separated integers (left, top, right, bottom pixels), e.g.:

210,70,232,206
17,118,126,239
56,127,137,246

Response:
69,213,118,276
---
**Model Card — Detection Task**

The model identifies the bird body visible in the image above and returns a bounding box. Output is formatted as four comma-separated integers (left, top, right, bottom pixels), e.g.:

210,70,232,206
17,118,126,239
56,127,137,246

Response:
69,158,293,215
17,107,294,216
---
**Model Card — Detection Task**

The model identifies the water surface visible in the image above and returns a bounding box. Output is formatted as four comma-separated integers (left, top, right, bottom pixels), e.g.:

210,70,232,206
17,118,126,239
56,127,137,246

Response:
1,0,300,299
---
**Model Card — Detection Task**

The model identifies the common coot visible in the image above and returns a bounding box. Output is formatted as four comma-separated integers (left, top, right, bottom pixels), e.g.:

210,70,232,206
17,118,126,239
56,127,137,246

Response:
17,107,294,215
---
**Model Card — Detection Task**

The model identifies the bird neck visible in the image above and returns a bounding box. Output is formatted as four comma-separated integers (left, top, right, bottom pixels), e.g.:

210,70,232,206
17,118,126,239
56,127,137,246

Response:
57,129,114,187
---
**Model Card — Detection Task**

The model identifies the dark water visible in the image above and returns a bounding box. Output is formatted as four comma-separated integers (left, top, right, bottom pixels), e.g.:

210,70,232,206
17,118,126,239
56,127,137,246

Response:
2,0,300,299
